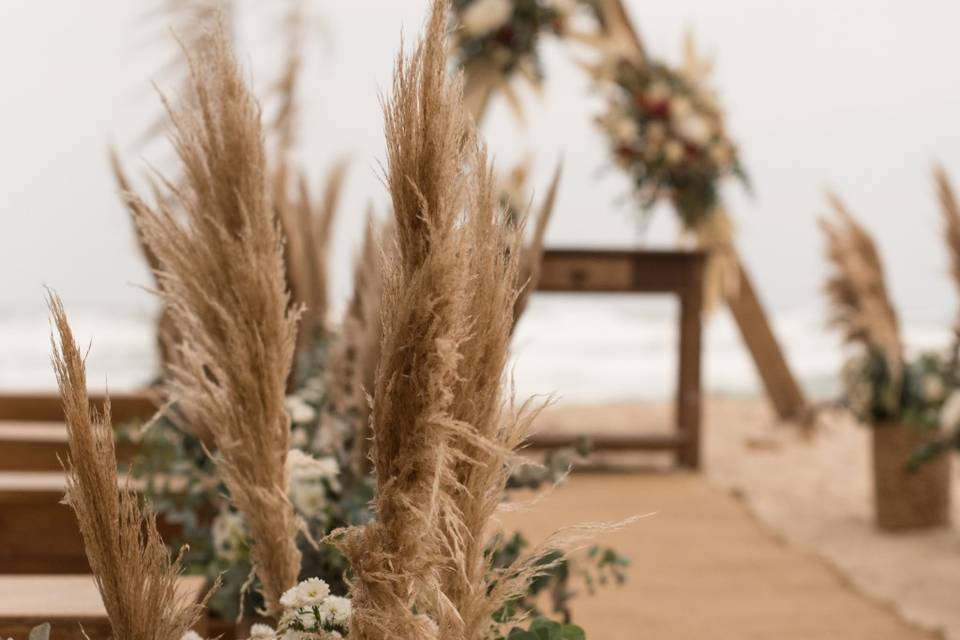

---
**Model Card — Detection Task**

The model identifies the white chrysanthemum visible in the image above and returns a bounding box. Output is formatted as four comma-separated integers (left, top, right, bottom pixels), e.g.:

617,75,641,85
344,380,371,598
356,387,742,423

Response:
612,117,638,143
296,610,319,629
286,396,317,425
317,595,352,627
669,95,693,120
461,0,513,36
708,141,733,167
287,449,338,479
673,113,714,147
211,509,247,564
664,140,685,164
249,624,276,640
181,632,205,640
290,481,327,519
297,376,326,402
280,577,331,609
646,81,670,102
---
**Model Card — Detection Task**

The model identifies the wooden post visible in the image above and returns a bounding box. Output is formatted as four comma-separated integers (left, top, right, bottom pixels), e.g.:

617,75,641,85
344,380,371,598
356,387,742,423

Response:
727,261,808,422
677,257,704,468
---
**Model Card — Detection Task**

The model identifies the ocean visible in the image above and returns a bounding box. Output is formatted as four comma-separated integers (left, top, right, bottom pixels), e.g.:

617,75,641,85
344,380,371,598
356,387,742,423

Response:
2,295,951,404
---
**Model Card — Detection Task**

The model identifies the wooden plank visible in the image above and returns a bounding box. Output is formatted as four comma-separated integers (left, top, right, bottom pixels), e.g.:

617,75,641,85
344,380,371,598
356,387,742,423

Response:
0,575,208,640
676,259,704,468
0,423,136,472
539,249,705,293
0,472,185,574
0,392,157,423
526,432,686,451
726,262,809,421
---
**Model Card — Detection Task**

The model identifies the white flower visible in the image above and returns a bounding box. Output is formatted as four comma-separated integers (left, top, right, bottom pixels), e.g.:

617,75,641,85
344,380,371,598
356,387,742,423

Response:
312,414,347,454
461,0,513,36
669,95,693,120
211,510,247,564
291,426,309,449
646,82,670,103
317,595,352,627
612,117,638,143
280,577,331,609
296,610,319,629
673,113,714,147
708,141,733,167
290,481,328,519
940,390,960,430
287,450,339,483
664,140,685,164
181,632,205,640
646,122,667,144
286,396,317,425
249,624,276,640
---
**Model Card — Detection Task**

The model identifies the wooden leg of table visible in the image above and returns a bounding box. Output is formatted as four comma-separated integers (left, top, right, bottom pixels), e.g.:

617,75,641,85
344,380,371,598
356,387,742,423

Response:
677,274,703,469
726,260,808,422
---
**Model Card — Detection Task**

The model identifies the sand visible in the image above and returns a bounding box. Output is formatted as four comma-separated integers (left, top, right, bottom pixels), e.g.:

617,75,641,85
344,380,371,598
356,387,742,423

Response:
520,397,959,639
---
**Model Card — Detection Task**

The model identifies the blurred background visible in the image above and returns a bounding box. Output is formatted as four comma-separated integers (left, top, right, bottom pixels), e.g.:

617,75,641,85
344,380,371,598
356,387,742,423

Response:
3,0,960,402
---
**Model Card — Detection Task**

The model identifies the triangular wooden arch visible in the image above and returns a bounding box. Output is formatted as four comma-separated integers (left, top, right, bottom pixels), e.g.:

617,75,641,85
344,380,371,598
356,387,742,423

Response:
461,0,808,422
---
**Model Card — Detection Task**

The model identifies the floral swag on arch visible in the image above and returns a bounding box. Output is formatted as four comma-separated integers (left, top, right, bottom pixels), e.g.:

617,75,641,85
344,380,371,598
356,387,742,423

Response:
450,0,748,310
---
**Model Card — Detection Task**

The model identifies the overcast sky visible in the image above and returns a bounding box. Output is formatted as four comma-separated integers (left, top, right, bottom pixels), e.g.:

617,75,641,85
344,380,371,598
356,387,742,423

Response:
2,0,960,323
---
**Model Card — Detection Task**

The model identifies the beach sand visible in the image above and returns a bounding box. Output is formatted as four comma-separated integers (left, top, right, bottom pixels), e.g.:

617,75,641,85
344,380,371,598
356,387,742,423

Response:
499,397,960,639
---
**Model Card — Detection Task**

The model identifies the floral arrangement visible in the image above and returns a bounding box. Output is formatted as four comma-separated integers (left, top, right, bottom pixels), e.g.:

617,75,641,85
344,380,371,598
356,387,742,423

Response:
842,350,958,429
823,189,960,475
595,59,746,230
41,5,640,640
451,0,578,81
120,356,623,622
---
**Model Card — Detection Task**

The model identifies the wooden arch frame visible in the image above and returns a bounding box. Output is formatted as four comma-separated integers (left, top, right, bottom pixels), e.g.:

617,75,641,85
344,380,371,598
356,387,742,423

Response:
460,0,808,421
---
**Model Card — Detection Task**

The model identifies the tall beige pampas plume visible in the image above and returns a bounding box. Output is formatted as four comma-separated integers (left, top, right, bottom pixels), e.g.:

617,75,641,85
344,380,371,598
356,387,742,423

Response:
48,291,215,640
324,213,391,472
126,20,302,617
513,162,563,326
277,160,349,344
336,2,595,639
334,0,493,637
934,164,960,351
821,193,904,386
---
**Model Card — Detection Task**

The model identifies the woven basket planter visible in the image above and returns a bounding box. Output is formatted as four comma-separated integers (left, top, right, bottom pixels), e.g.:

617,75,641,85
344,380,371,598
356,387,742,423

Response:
872,422,951,531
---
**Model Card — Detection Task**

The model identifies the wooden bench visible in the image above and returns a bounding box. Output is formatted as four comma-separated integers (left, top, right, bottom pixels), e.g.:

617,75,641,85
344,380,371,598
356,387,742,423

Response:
0,472,184,574
0,575,208,639
528,248,705,468
0,392,157,424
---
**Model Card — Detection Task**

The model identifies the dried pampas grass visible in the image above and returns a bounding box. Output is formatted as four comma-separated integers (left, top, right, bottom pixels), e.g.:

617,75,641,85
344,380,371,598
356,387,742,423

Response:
821,193,903,383
48,291,216,640
934,164,960,348
324,212,391,472
277,160,349,343
513,161,563,326
336,3,615,639
334,2,474,635
126,20,302,617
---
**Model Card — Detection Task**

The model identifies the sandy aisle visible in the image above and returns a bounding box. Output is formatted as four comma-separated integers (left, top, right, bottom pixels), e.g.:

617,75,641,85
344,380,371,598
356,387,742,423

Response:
500,473,937,639
529,398,960,638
